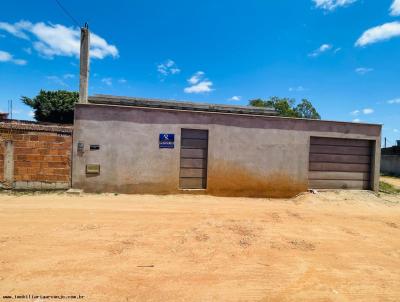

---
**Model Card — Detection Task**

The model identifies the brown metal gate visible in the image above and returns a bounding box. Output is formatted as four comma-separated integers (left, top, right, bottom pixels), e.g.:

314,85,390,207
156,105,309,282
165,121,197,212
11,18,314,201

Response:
179,129,208,189
309,137,372,190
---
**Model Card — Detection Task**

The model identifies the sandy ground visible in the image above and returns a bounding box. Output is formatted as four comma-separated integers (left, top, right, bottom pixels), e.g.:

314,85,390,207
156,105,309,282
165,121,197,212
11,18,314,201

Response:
381,176,400,188
0,191,400,302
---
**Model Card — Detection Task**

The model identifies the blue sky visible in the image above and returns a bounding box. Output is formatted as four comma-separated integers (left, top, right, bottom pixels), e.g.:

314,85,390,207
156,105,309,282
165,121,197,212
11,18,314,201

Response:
0,0,399,146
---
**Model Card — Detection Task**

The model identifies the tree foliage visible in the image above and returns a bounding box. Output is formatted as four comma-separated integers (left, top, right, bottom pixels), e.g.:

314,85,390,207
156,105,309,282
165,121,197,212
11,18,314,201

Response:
22,90,79,124
295,99,321,119
249,97,321,119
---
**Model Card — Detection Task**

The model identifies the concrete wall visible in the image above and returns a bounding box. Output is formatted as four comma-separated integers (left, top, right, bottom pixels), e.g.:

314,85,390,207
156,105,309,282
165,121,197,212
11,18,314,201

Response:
72,104,381,197
381,155,400,176
0,128,72,190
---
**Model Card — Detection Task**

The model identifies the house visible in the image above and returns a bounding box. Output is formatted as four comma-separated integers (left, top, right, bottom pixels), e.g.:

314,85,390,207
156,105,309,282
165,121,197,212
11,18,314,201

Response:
71,94,381,197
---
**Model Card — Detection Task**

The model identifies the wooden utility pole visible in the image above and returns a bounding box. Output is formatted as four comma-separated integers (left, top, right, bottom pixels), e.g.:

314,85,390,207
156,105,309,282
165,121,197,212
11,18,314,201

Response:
79,24,90,104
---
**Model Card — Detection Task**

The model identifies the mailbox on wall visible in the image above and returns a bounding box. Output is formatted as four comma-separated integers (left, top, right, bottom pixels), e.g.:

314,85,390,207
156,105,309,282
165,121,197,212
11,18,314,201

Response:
86,164,100,175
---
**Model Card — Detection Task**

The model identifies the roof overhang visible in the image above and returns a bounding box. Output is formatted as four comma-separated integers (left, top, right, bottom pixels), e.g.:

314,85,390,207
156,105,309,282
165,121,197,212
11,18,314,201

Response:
88,94,277,116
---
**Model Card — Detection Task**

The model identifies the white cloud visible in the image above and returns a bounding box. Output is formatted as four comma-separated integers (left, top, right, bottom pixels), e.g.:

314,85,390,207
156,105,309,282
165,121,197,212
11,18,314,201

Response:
46,75,67,87
0,50,27,65
355,67,373,75
101,77,112,86
63,73,75,79
184,81,213,94
309,44,333,57
12,59,27,65
28,110,34,118
170,68,180,74
184,71,213,94
351,108,374,116
319,44,332,51
187,71,205,85
0,20,30,39
229,96,241,101
356,22,400,47
352,118,361,123
118,78,127,84
157,59,180,77
46,73,77,86
89,33,118,59
289,86,306,92
1,51,15,61
390,0,400,16
388,98,400,104
0,20,118,59
23,47,32,54
313,0,357,11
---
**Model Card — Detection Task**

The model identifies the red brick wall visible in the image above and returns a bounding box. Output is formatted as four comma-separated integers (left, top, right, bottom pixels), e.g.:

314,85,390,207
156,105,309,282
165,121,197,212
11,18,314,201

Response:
1,130,72,184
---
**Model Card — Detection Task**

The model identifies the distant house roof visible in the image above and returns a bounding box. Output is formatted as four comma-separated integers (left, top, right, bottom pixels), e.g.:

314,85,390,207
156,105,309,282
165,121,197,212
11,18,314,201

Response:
0,112,9,121
382,146,400,155
0,119,73,134
88,94,277,116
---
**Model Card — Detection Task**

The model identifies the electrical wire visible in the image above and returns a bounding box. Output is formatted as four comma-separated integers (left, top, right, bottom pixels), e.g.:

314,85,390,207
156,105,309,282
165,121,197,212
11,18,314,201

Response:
54,0,81,27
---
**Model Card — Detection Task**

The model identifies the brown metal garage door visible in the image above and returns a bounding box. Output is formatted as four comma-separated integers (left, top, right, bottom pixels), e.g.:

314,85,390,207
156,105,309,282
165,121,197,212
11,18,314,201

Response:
309,137,372,190
179,129,208,189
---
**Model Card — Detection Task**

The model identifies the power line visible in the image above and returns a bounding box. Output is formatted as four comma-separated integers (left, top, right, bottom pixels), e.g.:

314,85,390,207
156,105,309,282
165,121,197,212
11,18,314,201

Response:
54,0,81,27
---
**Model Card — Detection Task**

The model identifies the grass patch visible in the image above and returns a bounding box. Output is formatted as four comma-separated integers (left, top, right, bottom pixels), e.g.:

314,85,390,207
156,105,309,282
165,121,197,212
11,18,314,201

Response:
379,181,400,194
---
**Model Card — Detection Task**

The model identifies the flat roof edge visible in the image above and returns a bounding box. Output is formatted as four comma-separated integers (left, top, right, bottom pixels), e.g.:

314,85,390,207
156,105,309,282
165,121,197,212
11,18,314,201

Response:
88,94,277,116
77,103,382,128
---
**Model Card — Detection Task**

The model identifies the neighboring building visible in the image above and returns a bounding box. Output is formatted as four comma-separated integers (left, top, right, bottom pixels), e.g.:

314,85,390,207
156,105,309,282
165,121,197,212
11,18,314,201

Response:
0,119,73,190
72,95,381,197
0,113,9,121
381,143,400,176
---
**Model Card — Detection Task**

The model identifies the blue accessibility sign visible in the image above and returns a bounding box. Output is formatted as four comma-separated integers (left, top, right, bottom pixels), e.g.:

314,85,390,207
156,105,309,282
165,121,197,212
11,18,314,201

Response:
159,133,175,148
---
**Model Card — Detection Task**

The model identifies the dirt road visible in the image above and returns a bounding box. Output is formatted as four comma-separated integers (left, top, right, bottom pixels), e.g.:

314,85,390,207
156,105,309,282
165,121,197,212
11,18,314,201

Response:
0,191,399,302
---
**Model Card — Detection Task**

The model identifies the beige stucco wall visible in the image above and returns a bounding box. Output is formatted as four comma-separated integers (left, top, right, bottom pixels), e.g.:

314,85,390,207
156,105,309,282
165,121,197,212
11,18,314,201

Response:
72,104,381,197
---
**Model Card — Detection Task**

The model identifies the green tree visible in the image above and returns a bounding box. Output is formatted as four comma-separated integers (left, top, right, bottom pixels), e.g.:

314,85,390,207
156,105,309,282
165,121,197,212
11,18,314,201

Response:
248,98,268,108
22,90,79,124
249,97,321,119
294,99,321,119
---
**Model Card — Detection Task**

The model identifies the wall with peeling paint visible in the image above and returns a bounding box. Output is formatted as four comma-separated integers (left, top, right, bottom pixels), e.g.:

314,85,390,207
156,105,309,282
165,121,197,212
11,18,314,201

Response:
72,103,381,197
